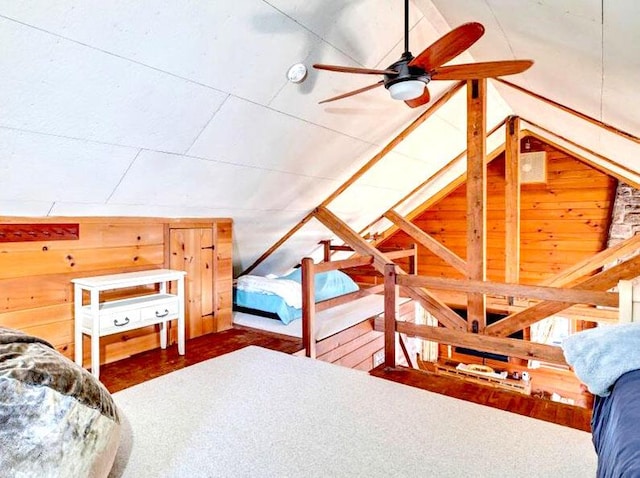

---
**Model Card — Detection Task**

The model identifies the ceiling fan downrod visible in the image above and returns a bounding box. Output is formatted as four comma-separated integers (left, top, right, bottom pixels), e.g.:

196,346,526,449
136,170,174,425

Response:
404,0,410,56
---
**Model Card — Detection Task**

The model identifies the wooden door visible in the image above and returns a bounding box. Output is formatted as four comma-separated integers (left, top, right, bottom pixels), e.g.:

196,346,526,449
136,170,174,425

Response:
169,228,215,339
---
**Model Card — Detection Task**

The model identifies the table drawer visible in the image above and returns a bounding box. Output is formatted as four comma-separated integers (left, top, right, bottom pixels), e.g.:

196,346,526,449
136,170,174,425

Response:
140,299,179,322
84,309,141,334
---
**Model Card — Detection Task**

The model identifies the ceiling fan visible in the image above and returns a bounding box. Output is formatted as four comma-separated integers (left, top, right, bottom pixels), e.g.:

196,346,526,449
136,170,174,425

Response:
313,0,533,108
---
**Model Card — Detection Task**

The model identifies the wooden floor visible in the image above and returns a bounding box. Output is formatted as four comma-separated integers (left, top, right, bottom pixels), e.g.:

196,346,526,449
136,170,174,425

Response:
99,327,592,432
99,327,302,393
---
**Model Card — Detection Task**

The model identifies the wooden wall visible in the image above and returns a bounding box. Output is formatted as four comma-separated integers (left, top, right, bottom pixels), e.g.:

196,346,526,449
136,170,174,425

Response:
0,216,232,366
378,136,616,404
383,136,617,284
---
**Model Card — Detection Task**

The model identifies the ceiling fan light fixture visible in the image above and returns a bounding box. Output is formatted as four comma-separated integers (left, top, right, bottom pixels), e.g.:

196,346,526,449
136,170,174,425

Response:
387,79,425,100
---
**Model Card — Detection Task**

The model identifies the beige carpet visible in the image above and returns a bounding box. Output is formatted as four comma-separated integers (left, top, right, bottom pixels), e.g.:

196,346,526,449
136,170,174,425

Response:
110,346,596,477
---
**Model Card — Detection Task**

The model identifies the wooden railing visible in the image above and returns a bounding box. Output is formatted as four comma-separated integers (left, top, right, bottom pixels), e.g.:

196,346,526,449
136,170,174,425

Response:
300,243,417,358
382,261,638,369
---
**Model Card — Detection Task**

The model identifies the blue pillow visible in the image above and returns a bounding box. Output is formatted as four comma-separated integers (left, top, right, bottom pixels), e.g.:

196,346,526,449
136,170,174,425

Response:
279,269,359,302
562,323,640,396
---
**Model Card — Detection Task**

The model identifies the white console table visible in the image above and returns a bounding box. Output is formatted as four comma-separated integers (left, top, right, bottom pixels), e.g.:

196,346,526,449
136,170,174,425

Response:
73,269,186,378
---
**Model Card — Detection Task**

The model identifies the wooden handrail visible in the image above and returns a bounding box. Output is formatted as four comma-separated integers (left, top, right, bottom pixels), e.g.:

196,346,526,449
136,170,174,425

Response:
396,275,618,308
487,252,640,337
314,255,373,273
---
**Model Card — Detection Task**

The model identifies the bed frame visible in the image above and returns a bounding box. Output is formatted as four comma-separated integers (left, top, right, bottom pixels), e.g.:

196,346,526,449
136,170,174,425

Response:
300,241,418,362
234,240,418,371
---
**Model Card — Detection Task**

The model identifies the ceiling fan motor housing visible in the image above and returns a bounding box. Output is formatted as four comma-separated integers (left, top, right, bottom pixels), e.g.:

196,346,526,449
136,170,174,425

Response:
384,54,430,91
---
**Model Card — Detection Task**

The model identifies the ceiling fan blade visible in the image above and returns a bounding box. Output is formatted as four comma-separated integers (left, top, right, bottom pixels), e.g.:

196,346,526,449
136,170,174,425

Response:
318,81,384,104
313,64,397,76
409,22,485,71
430,60,534,80
404,87,431,108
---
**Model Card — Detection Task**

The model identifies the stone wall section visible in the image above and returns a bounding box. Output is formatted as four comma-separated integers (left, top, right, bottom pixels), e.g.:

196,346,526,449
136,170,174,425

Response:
607,182,640,247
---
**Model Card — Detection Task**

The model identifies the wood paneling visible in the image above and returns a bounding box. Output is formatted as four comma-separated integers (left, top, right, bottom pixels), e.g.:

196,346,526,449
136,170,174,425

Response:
0,216,232,366
383,138,616,285
215,220,233,331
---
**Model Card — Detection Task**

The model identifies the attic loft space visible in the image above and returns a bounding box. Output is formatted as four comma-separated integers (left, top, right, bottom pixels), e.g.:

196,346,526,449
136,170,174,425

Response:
5,3,640,474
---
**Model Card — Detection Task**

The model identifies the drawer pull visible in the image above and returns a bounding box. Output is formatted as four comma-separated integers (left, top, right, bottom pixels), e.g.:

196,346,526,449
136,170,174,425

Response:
155,309,170,318
114,317,130,327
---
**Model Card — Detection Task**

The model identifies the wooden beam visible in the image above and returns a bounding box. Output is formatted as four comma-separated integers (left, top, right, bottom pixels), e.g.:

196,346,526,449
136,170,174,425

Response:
315,284,384,312
495,78,640,145
241,213,313,276
396,275,618,308
384,209,467,274
466,78,487,332
428,290,621,324
313,206,467,330
319,239,332,262
314,255,373,273
382,247,418,261
504,115,521,284
396,321,567,365
384,263,397,368
301,257,316,358
321,81,466,209
540,233,640,288
368,118,507,246
242,81,465,276
487,253,640,337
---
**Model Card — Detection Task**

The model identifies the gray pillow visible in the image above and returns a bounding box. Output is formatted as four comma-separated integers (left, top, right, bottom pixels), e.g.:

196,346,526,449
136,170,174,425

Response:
0,326,121,477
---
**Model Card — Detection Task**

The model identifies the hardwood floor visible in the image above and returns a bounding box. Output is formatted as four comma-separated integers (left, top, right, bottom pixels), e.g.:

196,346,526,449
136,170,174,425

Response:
99,327,592,432
370,364,592,432
99,327,302,393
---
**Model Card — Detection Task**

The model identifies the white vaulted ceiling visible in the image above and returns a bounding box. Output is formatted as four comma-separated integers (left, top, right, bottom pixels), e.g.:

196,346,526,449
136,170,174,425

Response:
1,1,639,275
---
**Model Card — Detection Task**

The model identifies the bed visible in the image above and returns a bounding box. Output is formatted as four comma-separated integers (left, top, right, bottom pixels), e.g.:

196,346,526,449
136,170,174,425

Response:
562,285,640,478
233,242,418,367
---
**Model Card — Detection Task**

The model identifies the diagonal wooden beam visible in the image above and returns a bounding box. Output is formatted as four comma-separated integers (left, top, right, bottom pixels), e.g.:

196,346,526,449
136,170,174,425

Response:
384,209,467,274
368,119,507,247
495,78,640,145
486,253,640,337
314,206,466,330
241,213,313,276
241,81,466,276
539,233,640,288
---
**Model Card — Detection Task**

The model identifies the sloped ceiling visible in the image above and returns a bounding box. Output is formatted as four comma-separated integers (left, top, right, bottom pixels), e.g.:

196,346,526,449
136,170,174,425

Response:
1,1,639,276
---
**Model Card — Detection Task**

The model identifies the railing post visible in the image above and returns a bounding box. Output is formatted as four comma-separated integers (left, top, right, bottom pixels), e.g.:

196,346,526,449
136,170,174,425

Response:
410,243,418,275
301,257,316,358
319,239,332,263
384,263,398,368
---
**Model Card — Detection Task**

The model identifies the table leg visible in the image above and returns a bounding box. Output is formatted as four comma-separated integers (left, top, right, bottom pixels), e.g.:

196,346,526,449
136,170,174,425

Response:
74,285,83,366
178,277,185,355
90,289,100,378
160,321,167,349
